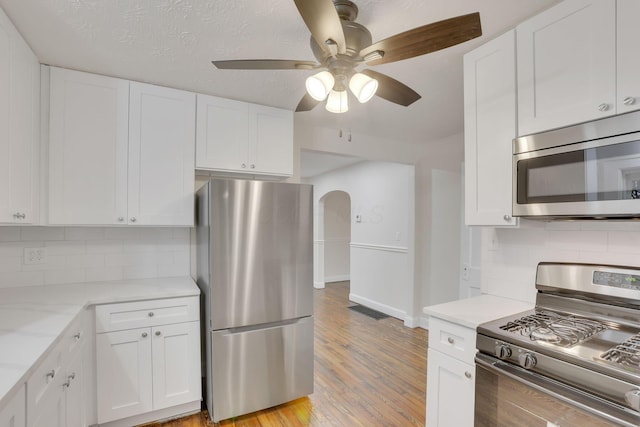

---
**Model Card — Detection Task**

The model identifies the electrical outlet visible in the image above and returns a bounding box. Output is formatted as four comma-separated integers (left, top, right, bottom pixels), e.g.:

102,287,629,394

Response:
24,247,47,265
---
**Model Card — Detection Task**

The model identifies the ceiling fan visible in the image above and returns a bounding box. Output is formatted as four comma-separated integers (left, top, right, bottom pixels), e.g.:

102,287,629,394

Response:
212,0,481,113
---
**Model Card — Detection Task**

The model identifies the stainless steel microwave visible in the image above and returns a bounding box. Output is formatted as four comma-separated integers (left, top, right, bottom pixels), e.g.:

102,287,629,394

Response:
513,111,640,219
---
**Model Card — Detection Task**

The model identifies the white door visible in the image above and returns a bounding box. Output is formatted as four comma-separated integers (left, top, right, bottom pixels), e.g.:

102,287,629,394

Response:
96,328,153,424
128,82,195,226
516,0,616,135
64,351,84,427
249,104,293,176
0,8,38,224
48,68,129,225
151,322,201,410
195,94,249,172
617,0,640,114
463,30,517,227
426,349,475,427
0,385,25,427
30,387,65,427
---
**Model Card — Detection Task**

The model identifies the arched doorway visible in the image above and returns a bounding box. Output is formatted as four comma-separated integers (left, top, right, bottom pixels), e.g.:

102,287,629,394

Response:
316,190,351,288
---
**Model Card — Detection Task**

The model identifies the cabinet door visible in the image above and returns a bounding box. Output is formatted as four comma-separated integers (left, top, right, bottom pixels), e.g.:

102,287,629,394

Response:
516,0,616,135
29,388,65,427
96,328,153,424
151,322,201,410
64,351,84,427
464,30,517,227
128,82,195,226
426,349,475,427
0,7,38,224
0,384,25,427
249,104,293,176
195,94,249,172
617,0,640,114
49,68,129,225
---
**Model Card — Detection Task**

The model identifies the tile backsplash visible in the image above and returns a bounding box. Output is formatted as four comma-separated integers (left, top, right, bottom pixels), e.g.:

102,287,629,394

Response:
481,220,640,303
0,227,191,288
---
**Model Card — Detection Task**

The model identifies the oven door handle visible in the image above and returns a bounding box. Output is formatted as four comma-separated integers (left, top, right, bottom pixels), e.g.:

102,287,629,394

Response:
475,353,639,427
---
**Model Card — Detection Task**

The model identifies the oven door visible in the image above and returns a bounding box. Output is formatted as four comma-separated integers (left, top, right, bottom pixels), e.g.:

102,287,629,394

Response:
475,353,640,427
512,131,640,218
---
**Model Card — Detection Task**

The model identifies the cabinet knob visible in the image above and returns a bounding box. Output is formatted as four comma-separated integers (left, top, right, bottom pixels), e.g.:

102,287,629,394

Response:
68,372,76,381
73,332,81,341
46,370,56,380
447,337,455,344
503,214,511,222
142,332,148,338
624,97,636,106
130,217,137,223
465,371,472,379
598,103,610,112
250,164,255,169
241,163,246,168
13,213,25,219
117,217,124,222
63,380,71,388
155,330,161,336
148,311,154,317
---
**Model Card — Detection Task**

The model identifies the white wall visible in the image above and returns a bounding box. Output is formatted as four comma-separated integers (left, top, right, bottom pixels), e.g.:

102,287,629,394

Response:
0,226,190,287
481,221,640,303
323,191,350,283
309,161,416,324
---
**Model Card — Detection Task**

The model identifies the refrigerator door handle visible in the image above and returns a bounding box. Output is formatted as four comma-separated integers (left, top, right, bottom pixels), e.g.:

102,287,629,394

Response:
219,316,312,336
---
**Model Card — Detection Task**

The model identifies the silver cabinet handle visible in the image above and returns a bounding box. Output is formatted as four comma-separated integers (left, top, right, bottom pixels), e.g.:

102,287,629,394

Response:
73,332,81,341
148,311,154,317
503,214,511,222
63,380,71,388
624,97,636,106
13,213,25,219
155,331,161,336
68,372,76,380
241,163,246,168
142,332,148,338
46,370,55,380
250,164,255,169
447,337,455,344
130,217,137,223
598,103,610,112
117,217,124,222
465,371,472,379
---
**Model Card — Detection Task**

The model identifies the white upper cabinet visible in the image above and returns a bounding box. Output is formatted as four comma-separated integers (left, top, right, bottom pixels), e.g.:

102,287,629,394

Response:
0,7,39,225
517,0,616,136
48,68,196,226
196,94,293,177
128,82,195,226
464,30,518,226
616,0,640,114
49,68,129,225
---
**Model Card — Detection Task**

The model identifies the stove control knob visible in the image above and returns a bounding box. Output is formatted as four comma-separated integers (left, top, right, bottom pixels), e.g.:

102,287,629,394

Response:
495,344,512,360
518,352,537,369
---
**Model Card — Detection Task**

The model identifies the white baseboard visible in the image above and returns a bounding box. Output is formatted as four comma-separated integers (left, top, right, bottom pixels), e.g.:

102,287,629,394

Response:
349,293,406,321
325,274,350,283
314,281,325,289
402,315,429,330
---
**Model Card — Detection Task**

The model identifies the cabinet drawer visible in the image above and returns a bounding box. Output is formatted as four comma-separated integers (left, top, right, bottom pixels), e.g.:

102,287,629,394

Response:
428,317,476,364
60,309,88,359
95,296,199,333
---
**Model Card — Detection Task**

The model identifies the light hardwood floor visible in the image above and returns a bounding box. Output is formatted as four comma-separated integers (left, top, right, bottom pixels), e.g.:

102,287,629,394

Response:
145,281,428,427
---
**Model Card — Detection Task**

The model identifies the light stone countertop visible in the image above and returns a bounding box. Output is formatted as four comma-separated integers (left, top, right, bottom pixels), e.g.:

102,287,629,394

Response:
0,276,199,410
423,294,534,329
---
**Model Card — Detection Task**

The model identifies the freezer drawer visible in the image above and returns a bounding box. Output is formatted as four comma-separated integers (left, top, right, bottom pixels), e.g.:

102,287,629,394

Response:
209,316,314,422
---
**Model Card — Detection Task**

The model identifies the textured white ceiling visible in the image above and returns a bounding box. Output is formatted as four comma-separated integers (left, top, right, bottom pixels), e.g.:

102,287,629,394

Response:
0,0,559,144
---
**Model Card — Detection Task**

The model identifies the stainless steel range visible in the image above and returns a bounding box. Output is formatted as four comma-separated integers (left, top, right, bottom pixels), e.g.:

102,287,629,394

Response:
475,262,640,426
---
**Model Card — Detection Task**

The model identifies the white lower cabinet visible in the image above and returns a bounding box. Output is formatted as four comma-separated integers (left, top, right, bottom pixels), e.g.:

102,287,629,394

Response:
0,384,25,427
95,297,201,425
426,349,475,427
426,317,476,427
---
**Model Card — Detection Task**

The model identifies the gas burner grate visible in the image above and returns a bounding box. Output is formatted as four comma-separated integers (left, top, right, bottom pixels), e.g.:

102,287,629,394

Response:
601,334,640,371
499,310,607,347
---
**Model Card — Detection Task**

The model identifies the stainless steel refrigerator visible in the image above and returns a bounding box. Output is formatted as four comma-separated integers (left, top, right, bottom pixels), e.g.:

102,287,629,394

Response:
195,178,314,422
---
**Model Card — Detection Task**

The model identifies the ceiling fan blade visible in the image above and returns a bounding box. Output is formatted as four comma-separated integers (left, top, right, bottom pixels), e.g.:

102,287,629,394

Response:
293,0,346,55
361,69,421,107
212,59,319,70
296,93,321,112
360,12,481,66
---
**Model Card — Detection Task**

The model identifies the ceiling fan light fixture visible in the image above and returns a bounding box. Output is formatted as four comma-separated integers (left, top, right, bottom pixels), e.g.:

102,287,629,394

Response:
305,71,335,101
325,89,349,113
349,72,378,103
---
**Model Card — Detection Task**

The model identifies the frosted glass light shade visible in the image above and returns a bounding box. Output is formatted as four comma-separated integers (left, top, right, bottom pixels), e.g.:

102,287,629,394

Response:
325,90,349,113
305,71,335,101
349,73,378,103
